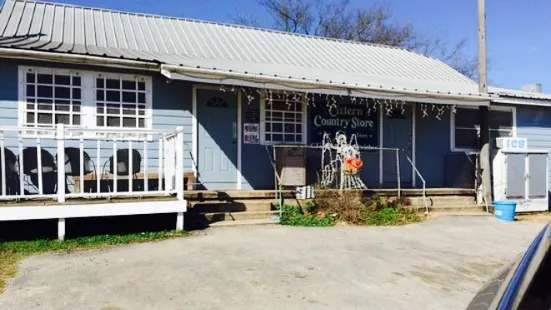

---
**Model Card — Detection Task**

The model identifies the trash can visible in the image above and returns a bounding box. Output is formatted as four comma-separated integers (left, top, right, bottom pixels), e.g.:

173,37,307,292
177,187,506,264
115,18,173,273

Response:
493,201,517,222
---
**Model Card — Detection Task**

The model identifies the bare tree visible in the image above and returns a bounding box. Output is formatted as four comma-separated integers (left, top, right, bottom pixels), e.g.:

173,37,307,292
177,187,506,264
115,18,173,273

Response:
233,0,478,79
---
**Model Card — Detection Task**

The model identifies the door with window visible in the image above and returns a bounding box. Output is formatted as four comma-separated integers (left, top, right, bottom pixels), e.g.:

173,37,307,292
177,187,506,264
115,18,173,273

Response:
382,106,413,188
197,89,238,190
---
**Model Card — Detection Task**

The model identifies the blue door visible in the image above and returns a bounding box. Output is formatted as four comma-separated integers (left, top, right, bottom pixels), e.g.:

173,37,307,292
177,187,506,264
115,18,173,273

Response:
197,89,238,190
382,105,413,188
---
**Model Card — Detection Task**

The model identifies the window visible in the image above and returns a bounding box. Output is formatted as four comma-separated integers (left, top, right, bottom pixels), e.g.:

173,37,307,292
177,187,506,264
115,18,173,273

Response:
452,106,515,151
22,68,82,127
261,94,306,144
19,67,152,130
95,75,148,128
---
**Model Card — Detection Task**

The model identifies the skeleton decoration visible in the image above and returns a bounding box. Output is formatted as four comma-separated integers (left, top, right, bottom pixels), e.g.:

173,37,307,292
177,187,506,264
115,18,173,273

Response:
320,132,367,190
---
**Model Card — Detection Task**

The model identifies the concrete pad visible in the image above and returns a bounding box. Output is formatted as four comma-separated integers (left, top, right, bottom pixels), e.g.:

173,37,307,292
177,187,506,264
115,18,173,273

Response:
0,217,545,310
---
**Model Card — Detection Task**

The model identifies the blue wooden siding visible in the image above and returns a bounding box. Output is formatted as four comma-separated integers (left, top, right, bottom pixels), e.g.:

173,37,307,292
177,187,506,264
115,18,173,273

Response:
240,96,275,190
414,105,453,188
516,105,551,191
0,59,193,194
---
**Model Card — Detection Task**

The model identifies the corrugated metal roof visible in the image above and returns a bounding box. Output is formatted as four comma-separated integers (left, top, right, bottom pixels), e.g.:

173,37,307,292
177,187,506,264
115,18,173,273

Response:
489,86,551,101
0,0,484,98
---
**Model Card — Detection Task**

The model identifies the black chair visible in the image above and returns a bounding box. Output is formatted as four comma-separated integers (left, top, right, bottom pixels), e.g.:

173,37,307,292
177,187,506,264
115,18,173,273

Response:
61,147,94,176
20,147,57,194
106,149,142,192
57,147,95,193
0,148,20,195
109,149,141,175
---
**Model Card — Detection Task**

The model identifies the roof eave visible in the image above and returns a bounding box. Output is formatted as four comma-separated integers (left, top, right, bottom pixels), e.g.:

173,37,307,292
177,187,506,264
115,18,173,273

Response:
162,64,492,105
0,47,161,71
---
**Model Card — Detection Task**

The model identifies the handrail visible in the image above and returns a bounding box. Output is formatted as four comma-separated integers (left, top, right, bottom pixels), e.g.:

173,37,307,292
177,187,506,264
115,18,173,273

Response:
401,149,429,216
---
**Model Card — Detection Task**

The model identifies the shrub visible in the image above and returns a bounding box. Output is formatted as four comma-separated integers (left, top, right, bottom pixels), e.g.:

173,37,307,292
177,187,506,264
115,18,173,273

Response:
313,190,421,226
280,205,335,227
313,190,369,225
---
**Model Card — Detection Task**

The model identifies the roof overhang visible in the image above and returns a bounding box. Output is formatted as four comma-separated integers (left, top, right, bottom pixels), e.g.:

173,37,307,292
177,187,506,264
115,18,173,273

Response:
0,47,161,71
161,64,491,106
492,97,551,107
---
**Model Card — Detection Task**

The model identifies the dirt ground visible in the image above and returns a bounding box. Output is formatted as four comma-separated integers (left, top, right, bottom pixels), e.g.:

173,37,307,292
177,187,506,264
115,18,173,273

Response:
0,216,546,310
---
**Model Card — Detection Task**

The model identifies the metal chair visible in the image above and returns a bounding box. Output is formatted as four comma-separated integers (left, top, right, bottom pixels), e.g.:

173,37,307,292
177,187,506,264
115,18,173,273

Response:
20,147,57,194
0,148,20,195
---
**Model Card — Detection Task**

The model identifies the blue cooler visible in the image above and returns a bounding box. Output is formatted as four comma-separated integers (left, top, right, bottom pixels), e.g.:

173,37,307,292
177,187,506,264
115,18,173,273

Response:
493,201,517,221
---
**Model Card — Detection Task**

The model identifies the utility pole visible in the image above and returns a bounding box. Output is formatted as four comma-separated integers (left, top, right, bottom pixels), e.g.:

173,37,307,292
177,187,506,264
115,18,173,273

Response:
478,0,492,204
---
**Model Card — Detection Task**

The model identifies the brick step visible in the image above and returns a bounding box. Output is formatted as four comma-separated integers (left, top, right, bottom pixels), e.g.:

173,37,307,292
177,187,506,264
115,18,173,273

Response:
204,211,280,223
408,196,476,207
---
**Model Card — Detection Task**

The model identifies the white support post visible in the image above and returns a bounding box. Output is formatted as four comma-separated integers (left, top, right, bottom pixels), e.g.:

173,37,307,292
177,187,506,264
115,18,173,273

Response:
113,140,118,193
58,218,66,241
129,140,133,193
18,138,24,195
56,124,66,203
96,140,101,193
37,138,43,195
143,140,149,192
158,138,164,191
176,212,184,231
0,134,5,196
79,138,84,193
176,126,184,201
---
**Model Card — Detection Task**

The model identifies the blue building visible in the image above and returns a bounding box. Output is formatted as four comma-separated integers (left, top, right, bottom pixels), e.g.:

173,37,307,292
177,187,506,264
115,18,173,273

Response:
0,0,549,237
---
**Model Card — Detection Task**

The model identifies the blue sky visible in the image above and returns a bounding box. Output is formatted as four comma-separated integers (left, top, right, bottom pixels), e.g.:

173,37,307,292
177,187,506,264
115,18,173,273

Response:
49,0,551,92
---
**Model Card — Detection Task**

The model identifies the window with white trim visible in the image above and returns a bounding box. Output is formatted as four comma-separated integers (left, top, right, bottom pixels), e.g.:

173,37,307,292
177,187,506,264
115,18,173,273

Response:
261,95,306,144
22,68,82,127
95,74,149,128
19,67,152,130
452,106,514,151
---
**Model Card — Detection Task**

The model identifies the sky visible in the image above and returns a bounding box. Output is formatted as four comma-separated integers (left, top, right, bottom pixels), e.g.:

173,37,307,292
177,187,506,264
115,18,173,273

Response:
46,0,551,92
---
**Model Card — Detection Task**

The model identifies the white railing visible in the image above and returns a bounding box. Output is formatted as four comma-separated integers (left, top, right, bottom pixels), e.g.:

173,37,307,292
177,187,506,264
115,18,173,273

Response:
0,124,185,203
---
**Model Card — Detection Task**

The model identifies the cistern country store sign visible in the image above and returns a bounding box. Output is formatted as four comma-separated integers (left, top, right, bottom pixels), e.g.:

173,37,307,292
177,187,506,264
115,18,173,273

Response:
310,102,378,145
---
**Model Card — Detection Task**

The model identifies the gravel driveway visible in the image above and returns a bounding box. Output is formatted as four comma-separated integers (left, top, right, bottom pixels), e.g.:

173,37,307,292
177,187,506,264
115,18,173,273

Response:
0,217,545,310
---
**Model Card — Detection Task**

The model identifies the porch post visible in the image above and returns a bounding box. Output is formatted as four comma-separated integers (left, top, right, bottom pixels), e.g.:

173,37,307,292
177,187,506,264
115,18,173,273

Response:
479,107,492,203
176,126,184,201
176,212,184,231
56,124,66,203
58,218,66,241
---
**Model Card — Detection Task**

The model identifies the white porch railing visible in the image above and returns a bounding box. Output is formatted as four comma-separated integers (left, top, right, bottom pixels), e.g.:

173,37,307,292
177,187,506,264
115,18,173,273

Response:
0,124,185,203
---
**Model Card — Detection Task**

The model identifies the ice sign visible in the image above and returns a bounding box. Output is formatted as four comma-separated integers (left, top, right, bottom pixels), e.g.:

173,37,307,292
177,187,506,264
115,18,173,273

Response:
496,138,528,150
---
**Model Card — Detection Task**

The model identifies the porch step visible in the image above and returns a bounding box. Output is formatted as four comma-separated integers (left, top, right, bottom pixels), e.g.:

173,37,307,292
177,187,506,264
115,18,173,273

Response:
429,211,492,218
416,204,488,213
209,218,280,227
189,200,274,213
408,196,477,207
204,211,280,222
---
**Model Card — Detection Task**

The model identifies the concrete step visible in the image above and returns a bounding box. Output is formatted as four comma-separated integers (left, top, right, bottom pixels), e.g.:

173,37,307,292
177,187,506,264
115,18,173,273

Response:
205,211,280,222
429,211,492,218
409,196,477,207
209,218,280,227
189,200,274,213
416,204,487,213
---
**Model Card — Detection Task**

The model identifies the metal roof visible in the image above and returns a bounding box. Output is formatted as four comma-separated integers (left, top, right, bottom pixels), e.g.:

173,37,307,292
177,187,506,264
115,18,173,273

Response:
0,0,486,99
489,87,551,101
